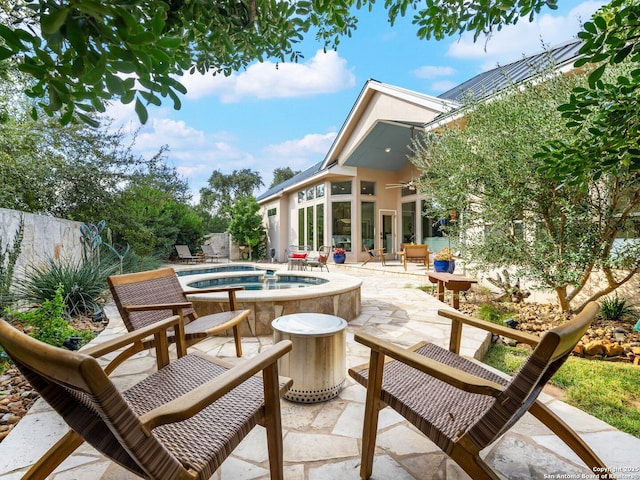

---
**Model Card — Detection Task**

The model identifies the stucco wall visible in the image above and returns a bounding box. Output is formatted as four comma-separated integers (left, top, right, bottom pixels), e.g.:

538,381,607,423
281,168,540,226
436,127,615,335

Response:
0,208,84,280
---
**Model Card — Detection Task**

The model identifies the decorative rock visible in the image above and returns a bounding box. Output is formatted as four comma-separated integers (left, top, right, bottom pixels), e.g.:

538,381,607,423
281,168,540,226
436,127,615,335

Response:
604,343,625,356
583,340,607,356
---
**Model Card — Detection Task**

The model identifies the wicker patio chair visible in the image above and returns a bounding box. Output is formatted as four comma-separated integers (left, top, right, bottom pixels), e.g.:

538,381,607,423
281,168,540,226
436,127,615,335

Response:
349,302,610,480
108,267,250,370
175,244,205,263
0,316,293,480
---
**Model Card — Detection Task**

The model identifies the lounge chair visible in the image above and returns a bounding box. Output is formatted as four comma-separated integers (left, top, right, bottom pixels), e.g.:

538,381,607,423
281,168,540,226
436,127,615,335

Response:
349,302,609,480
175,244,204,264
399,243,429,271
0,316,293,480
108,267,250,370
201,244,221,262
304,245,331,272
361,244,386,266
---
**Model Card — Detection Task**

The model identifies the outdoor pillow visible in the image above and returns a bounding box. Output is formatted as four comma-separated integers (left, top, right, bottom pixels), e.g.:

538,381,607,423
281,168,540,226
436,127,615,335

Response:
319,255,327,262
292,253,307,259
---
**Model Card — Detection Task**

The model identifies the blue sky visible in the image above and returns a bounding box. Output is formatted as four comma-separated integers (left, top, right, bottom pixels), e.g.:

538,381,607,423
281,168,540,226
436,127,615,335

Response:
108,1,605,201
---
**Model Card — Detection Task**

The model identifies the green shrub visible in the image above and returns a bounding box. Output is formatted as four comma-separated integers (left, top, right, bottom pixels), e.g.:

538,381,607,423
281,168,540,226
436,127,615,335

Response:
476,302,515,326
16,256,117,317
599,294,636,322
5,285,93,348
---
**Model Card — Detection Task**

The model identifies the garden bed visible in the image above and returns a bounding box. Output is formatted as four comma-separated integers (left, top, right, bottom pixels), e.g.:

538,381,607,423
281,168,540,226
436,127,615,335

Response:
0,315,108,442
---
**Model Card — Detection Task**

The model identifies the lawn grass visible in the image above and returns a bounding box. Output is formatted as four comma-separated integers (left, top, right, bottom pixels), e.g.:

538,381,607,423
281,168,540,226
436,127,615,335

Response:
483,344,640,438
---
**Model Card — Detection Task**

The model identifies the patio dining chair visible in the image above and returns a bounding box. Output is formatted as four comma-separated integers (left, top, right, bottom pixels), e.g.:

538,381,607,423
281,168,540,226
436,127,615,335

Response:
349,302,609,480
304,245,331,272
0,316,293,480
108,267,250,371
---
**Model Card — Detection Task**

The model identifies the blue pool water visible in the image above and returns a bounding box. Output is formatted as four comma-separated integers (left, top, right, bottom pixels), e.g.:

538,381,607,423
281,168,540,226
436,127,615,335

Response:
187,275,327,291
176,265,277,276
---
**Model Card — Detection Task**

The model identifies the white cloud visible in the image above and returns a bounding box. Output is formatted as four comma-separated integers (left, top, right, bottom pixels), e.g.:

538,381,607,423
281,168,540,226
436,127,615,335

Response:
413,65,456,79
445,0,606,71
178,50,356,102
259,131,337,191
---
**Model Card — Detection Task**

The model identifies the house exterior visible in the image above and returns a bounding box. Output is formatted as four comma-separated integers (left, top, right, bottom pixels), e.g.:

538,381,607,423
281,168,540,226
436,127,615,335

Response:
256,40,583,264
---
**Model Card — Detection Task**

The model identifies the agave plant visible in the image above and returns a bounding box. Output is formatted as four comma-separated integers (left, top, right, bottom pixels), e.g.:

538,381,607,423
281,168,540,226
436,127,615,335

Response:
16,256,118,317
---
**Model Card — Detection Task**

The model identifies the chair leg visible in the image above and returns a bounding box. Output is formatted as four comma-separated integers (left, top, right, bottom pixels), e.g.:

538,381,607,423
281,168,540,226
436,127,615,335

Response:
262,362,285,480
449,444,501,480
360,350,385,479
23,429,84,480
232,324,243,357
529,400,608,477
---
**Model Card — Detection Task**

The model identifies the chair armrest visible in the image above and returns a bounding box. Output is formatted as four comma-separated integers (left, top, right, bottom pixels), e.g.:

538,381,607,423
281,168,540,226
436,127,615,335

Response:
438,308,540,354
81,315,182,359
139,340,293,431
352,332,504,397
124,302,192,312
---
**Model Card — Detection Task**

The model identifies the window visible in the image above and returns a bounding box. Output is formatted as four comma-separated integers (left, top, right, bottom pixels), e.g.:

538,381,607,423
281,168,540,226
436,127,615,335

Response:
316,184,325,197
306,187,315,200
401,185,417,196
360,181,376,196
297,191,305,203
331,181,352,195
298,208,304,245
402,202,416,244
267,208,276,216
332,201,352,252
316,204,324,247
307,206,314,247
361,202,375,249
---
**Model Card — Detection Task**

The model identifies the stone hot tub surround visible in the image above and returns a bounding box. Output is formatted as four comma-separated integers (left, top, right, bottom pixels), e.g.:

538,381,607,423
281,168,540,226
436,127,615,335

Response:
178,267,362,336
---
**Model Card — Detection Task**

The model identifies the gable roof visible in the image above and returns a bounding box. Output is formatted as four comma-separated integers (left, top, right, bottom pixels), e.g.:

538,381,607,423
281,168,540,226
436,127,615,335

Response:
257,39,585,204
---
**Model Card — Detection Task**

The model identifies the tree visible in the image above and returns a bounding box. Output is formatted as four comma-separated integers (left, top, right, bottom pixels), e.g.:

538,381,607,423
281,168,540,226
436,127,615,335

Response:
411,59,640,313
537,0,640,186
0,0,558,124
227,196,265,260
199,168,263,223
270,166,301,189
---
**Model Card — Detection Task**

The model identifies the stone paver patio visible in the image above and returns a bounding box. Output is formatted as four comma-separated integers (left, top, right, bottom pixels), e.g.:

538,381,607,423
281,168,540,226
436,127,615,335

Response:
0,260,637,479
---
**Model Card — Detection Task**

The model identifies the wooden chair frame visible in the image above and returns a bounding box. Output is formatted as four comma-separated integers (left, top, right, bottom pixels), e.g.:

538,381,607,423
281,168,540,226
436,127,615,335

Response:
0,317,293,480
349,303,610,480
108,267,251,371
399,244,430,271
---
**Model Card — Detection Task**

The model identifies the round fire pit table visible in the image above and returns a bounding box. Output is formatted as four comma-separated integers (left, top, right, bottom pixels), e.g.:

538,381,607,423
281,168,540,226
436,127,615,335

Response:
271,313,347,403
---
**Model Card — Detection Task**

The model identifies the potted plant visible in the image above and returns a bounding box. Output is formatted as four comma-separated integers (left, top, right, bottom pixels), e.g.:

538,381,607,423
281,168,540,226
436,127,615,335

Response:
333,247,346,264
433,247,455,273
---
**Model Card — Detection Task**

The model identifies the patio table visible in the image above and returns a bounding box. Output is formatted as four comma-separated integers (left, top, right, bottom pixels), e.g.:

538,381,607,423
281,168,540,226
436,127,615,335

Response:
427,272,477,310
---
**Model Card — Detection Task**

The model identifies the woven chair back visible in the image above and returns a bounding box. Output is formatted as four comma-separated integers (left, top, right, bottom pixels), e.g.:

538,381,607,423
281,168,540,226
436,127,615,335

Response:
108,268,197,331
0,320,184,478
466,302,598,448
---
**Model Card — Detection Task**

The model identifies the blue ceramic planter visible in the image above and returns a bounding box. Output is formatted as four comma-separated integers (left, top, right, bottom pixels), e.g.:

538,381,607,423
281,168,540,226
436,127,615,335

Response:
333,253,346,264
433,259,455,273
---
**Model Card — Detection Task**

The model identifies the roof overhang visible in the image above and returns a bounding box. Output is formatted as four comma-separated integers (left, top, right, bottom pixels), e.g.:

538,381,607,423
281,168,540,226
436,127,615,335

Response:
342,120,422,172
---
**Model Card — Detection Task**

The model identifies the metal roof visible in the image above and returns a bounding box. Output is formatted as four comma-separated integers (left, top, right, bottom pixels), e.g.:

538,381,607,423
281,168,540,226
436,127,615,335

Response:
438,39,583,103
257,161,323,201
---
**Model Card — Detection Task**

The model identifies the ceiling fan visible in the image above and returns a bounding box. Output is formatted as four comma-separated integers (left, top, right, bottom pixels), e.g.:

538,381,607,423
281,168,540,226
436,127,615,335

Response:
385,179,417,191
